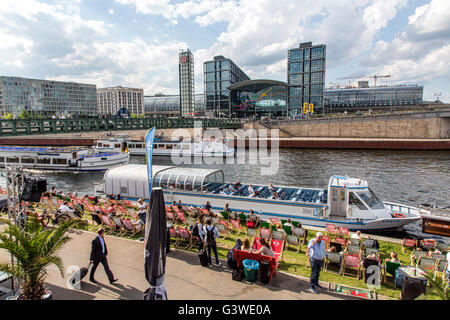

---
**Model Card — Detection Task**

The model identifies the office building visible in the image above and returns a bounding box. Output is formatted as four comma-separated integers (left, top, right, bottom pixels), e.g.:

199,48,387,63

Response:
0,76,97,117
179,49,195,117
287,42,326,115
97,86,144,116
144,94,205,117
204,55,250,117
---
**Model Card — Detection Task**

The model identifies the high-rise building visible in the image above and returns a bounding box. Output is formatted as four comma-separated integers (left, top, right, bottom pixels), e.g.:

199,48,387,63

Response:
97,86,144,116
179,49,195,117
204,55,250,118
287,42,326,115
0,76,97,117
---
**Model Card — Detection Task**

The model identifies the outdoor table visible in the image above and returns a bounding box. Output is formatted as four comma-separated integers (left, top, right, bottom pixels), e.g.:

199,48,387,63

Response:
395,266,427,288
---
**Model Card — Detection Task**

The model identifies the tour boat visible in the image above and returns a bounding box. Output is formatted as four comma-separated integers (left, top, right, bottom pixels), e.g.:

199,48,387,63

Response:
94,138,235,157
98,164,421,231
0,146,130,172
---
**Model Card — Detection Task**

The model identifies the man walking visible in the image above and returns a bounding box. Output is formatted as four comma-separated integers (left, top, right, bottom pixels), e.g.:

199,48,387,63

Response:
307,232,326,294
204,220,222,267
89,228,118,284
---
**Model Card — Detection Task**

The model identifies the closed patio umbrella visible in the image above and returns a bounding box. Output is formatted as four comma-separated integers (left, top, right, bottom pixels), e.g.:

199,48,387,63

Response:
143,188,168,300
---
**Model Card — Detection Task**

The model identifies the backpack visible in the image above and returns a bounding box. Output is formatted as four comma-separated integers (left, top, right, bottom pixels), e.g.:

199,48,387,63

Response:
227,239,243,269
192,224,200,238
206,226,216,245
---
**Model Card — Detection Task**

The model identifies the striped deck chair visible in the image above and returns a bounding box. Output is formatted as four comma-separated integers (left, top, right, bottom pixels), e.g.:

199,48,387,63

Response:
416,257,438,273
346,245,361,256
127,208,139,220
111,216,125,235
271,239,284,262
324,252,343,274
230,219,242,235
177,227,193,249
293,227,307,245
123,200,132,207
117,205,127,214
338,227,349,238
247,228,257,240
269,218,281,227
271,230,285,241
421,239,437,251
434,259,448,281
410,249,428,266
121,218,139,237
176,211,187,224
286,235,301,253
260,227,271,241
98,214,116,234
166,210,175,221
169,227,180,246
216,223,227,239
252,237,262,251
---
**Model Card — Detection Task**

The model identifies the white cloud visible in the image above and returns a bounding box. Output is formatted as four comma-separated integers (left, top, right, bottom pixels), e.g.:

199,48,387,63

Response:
108,8,115,15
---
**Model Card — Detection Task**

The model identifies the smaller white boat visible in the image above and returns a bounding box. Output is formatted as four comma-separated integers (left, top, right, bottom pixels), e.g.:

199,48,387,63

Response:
94,138,235,157
0,146,129,172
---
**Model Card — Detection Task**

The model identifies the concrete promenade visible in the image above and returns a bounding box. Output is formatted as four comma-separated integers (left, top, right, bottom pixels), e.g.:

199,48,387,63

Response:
0,229,360,300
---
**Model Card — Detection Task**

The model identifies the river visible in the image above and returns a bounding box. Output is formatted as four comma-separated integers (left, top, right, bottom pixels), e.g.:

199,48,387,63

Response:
2,148,449,243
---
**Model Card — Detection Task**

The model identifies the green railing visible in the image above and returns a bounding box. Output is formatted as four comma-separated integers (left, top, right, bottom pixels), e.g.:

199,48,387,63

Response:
0,118,241,136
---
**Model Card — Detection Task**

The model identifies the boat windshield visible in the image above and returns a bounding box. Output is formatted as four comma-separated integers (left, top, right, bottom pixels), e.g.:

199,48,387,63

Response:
356,188,385,210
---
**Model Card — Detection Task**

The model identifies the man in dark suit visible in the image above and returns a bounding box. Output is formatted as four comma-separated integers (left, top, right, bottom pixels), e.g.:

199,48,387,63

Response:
89,228,118,284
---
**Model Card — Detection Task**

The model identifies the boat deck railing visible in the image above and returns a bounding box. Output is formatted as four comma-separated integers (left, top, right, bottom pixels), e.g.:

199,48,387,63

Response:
384,201,420,217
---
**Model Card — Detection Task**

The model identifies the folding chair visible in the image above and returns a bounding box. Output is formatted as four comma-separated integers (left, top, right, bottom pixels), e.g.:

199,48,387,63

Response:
216,223,227,239
177,227,194,249
286,235,301,253
421,239,437,251
247,228,257,240
364,248,379,259
416,257,438,273
186,217,196,227
324,252,343,274
121,218,139,237
282,225,292,236
342,254,362,279
252,237,262,251
230,219,242,235
99,214,117,234
410,249,428,266
434,259,448,281
321,236,331,250
293,227,307,244
260,227,271,241
238,213,247,225
269,218,281,226
111,216,125,235
271,230,285,241
260,221,270,229
169,227,180,246
346,245,361,256
176,211,187,224
337,227,349,238
220,211,230,220
349,237,360,247
383,260,401,284
401,238,417,253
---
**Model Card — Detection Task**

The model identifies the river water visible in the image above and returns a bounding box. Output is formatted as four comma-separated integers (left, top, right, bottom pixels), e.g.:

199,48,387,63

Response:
2,149,449,243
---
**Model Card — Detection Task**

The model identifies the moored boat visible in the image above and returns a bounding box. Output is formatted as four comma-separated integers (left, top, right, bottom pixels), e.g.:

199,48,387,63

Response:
94,138,235,157
418,204,450,237
0,146,129,172
98,164,421,231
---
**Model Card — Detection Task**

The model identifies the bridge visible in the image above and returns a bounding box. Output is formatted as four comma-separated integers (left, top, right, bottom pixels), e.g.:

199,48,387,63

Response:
0,117,241,136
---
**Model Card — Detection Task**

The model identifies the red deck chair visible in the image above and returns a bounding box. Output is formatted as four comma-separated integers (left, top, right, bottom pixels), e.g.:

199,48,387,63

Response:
325,224,337,235
260,227,271,241
219,219,230,230
177,227,193,249
422,239,437,251
322,235,331,250
230,219,242,235
121,218,139,237
166,210,175,221
271,239,284,262
252,237,262,251
123,200,132,207
333,237,347,249
200,208,210,215
401,238,417,253
116,205,127,214
169,227,180,246
342,254,362,279
269,218,281,226
99,214,116,234
93,205,102,213
176,211,187,224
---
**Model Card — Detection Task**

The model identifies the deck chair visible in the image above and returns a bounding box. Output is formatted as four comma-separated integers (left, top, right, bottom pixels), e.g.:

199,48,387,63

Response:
260,227,271,241
410,250,428,266
271,230,285,241
238,213,247,225
212,217,220,225
186,217,196,227
169,227,180,246
346,245,361,256
271,239,284,262
291,221,299,228
260,221,270,229
325,223,337,236
166,210,175,221
342,254,362,279
383,260,402,283
176,211,187,224
269,218,281,226
362,259,381,284
111,216,125,235
324,252,343,274
121,218,139,237
127,208,139,220
349,237,360,247
321,236,331,250
421,239,437,251
216,223,227,239
401,238,417,253
247,227,258,239
286,235,301,253
434,260,448,281
293,227,307,244
430,253,446,261
177,227,193,249
252,237,262,251
220,211,230,220
230,219,242,235
364,248,379,259
337,227,349,238
99,215,116,234
416,257,438,273
123,200,132,207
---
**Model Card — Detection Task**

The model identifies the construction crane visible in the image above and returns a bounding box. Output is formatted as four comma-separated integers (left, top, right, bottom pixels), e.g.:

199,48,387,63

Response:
337,74,391,87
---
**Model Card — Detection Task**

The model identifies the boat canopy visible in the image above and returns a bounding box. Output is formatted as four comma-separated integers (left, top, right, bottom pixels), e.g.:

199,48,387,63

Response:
103,164,224,198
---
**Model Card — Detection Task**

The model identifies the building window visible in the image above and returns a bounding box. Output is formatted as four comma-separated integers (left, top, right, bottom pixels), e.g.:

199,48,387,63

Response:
205,72,215,82
303,61,310,73
303,49,310,60
290,49,302,61
289,62,302,74
289,87,301,97
311,72,323,84
311,47,324,59
289,74,302,85
311,60,323,72
303,74,309,85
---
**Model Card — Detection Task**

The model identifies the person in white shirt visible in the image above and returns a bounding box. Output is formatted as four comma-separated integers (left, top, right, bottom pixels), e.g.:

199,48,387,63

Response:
203,220,222,267
351,231,361,240
59,202,77,219
248,184,255,196
137,199,147,224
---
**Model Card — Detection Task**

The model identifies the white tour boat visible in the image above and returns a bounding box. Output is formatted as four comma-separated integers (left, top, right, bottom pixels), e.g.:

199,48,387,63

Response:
98,164,421,231
0,146,130,172
94,138,235,157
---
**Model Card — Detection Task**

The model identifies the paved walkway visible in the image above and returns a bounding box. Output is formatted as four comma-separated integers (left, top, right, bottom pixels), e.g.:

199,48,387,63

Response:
0,229,359,300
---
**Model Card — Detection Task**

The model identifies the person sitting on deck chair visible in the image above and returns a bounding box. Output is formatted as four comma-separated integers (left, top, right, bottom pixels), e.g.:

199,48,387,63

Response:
255,238,274,257
59,201,80,219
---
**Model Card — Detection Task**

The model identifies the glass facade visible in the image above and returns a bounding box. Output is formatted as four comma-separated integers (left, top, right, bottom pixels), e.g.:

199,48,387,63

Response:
324,85,424,111
179,50,195,117
0,76,97,117
287,42,326,116
229,80,287,118
144,94,205,117
204,55,250,117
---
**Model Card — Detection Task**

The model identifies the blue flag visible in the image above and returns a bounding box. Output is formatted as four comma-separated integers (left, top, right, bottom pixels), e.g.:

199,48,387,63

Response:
145,127,156,200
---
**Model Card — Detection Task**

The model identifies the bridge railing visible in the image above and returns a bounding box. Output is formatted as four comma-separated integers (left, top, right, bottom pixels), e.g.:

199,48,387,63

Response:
0,118,241,136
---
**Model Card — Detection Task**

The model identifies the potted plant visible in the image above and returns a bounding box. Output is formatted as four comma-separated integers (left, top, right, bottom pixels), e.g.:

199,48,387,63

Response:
0,216,78,300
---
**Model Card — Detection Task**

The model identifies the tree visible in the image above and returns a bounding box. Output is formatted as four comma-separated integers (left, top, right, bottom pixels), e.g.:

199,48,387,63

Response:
139,113,145,118
18,109,30,119
131,113,138,118
3,113,13,119
423,271,449,300
0,216,78,300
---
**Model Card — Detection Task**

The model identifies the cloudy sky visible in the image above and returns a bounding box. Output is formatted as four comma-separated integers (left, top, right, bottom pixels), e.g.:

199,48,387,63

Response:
1,0,449,101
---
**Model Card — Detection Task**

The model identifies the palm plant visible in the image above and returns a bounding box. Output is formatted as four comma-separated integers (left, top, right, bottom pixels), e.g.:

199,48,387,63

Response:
423,271,449,300
0,215,78,300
